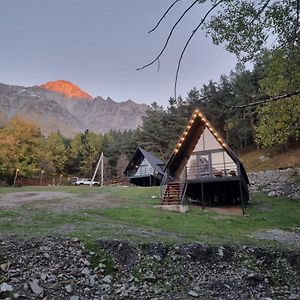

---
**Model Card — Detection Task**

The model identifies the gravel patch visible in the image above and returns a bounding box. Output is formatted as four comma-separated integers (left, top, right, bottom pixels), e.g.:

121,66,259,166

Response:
255,229,300,246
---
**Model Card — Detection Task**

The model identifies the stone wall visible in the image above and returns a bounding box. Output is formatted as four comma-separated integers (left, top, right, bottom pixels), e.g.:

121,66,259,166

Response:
248,168,300,199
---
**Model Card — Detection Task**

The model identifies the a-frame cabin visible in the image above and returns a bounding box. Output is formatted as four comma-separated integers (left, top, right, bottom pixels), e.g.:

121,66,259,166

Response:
124,147,165,186
161,110,249,212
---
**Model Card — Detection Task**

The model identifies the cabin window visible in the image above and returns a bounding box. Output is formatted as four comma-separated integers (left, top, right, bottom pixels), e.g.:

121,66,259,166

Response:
194,128,221,151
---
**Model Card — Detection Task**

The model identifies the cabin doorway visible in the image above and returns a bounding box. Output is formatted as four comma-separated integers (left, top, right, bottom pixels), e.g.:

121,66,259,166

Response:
198,153,211,177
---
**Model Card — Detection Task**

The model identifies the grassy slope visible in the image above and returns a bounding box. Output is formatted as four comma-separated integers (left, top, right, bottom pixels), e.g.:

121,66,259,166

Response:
239,143,300,172
0,186,299,249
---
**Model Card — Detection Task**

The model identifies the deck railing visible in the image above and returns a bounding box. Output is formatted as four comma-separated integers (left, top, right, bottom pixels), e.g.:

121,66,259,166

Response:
180,167,188,204
160,172,173,200
126,166,154,178
186,162,238,180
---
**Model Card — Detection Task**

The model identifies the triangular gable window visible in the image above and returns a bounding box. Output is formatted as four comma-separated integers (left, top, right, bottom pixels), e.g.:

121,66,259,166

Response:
194,128,222,151
185,126,237,180
135,158,154,176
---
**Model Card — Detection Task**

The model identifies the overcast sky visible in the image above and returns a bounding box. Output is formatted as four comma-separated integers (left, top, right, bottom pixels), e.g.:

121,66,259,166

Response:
0,0,238,106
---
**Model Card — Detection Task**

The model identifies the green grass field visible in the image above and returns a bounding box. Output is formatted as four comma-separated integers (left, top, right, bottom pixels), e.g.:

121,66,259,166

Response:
0,186,299,250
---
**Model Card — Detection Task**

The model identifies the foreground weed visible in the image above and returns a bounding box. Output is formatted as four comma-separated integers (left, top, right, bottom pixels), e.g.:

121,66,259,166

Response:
81,238,116,275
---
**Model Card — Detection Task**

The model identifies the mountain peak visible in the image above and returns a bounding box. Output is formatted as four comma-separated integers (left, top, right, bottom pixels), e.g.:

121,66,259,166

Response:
40,80,92,100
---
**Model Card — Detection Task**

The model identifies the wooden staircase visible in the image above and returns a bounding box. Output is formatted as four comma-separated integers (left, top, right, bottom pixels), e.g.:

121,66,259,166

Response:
161,182,182,205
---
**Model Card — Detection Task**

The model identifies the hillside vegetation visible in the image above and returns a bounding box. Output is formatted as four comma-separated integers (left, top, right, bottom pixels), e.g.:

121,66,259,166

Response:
239,143,300,172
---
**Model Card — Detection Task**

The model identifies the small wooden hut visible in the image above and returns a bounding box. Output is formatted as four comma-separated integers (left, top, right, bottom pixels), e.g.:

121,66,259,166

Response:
161,110,249,211
124,148,165,186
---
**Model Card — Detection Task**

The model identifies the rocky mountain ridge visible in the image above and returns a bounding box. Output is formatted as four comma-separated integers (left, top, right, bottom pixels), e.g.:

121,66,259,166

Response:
0,82,148,137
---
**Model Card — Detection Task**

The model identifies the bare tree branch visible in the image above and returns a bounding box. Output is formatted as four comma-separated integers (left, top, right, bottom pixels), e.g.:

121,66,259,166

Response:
136,0,199,71
249,0,272,25
174,0,223,98
225,89,300,110
148,0,183,34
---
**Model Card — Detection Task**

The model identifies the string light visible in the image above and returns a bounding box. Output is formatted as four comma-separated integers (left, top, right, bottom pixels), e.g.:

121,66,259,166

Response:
173,109,229,155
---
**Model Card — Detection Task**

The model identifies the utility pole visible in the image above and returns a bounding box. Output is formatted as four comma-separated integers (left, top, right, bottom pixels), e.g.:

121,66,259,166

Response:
91,152,104,186
101,152,104,187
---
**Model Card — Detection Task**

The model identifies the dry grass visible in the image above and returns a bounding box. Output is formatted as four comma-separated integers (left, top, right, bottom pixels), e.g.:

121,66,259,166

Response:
239,143,300,172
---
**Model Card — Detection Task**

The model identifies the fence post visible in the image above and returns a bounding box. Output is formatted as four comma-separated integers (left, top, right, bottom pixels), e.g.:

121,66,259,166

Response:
40,170,45,186
13,168,20,187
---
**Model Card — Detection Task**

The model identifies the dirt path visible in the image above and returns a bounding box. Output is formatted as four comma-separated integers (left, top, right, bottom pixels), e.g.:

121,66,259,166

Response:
0,191,128,212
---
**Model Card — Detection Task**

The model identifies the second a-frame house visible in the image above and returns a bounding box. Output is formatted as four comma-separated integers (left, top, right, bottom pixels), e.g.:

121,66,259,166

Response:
124,148,165,186
161,110,249,212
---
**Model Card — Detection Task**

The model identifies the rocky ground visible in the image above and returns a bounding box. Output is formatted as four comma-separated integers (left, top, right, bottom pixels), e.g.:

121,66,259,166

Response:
0,236,299,300
249,168,300,200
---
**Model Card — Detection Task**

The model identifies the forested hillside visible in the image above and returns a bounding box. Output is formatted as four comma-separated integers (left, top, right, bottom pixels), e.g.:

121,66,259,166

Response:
139,58,299,159
0,56,299,185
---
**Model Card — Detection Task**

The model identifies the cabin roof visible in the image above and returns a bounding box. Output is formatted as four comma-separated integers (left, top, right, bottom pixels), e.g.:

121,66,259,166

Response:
165,109,249,183
124,147,165,175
